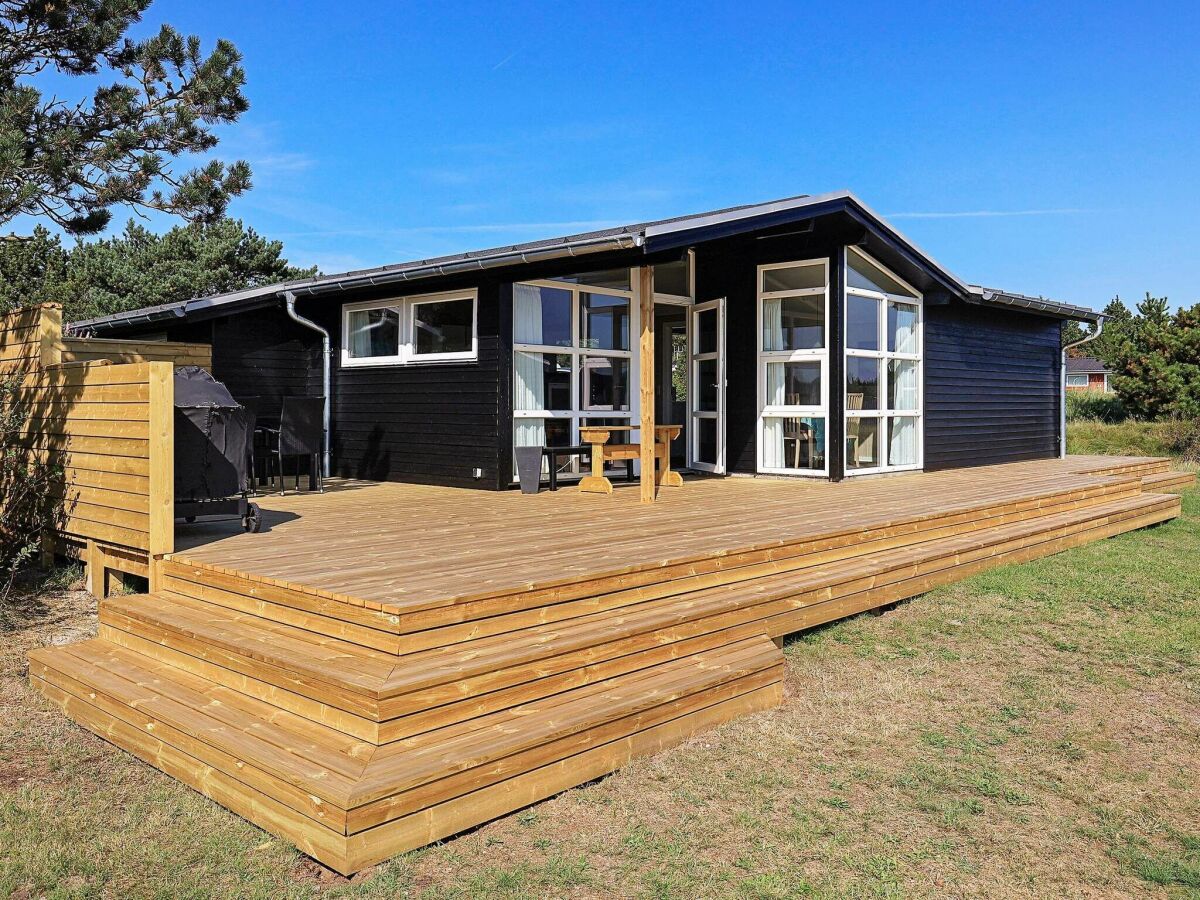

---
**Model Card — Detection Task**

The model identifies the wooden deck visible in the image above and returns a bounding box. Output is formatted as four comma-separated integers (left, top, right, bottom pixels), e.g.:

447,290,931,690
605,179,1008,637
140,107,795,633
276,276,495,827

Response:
29,455,1192,873
174,454,1174,613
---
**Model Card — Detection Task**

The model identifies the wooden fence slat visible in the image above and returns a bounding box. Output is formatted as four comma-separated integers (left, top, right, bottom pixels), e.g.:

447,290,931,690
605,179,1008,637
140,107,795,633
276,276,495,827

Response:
2,305,179,571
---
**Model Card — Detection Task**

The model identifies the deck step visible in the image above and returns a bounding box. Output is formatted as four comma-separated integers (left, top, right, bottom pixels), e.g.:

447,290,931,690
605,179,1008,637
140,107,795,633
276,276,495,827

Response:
1142,469,1195,492
160,472,1145,643
158,474,1148,656
30,632,782,874
99,491,1178,741
1088,456,1172,478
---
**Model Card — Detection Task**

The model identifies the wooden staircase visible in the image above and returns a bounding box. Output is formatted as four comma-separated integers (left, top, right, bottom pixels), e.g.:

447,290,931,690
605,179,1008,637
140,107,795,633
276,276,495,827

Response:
28,462,1188,873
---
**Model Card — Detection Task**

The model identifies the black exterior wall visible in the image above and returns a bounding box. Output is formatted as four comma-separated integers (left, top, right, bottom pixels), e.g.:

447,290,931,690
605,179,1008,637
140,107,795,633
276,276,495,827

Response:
107,224,1069,489
923,300,1062,469
161,308,322,423
290,274,508,490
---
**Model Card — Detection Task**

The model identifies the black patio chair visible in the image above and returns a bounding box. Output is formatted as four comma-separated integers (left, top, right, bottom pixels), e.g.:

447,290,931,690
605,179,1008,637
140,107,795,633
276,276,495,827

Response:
237,395,271,487
260,396,325,494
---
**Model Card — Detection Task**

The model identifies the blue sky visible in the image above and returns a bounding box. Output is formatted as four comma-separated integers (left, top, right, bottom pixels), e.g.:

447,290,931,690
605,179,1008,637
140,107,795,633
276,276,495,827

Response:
28,1,1200,310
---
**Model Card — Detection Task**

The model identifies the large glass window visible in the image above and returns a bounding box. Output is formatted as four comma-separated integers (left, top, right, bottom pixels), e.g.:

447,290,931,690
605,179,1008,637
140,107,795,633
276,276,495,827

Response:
513,276,635,479
343,292,476,365
346,305,401,361
580,293,630,351
514,352,572,411
514,285,572,347
844,248,921,473
759,259,828,474
413,297,474,356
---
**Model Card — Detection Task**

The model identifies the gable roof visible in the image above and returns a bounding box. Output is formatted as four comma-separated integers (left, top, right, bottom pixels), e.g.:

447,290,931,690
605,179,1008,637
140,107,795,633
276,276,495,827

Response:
1066,355,1111,375
68,190,1101,334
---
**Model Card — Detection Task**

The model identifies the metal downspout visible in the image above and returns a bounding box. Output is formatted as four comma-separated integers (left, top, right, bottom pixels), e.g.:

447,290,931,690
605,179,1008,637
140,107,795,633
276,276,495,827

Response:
1060,318,1105,457
283,291,332,476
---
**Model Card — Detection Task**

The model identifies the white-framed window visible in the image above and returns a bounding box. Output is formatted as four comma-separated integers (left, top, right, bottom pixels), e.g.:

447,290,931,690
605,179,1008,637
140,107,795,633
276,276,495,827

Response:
513,270,637,479
757,258,829,476
844,246,922,475
1066,374,1089,388
342,289,477,366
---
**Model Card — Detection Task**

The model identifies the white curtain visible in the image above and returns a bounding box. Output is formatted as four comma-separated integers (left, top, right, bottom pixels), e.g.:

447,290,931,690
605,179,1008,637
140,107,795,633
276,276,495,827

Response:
892,303,917,354
514,283,544,345
892,359,919,411
766,362,785,407
889,416,918,466
762,417,784,468
762,298,783,351
515,419,547,447
514,352,545,412
349,310,373,357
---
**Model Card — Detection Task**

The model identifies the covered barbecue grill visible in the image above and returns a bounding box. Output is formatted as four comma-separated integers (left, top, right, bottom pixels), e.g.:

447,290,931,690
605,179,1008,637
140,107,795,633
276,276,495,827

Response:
174,365,262,532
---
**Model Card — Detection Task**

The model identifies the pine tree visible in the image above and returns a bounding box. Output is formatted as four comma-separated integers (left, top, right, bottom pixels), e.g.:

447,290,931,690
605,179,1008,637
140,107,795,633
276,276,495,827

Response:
0,225,68,312
62,218,318,321
1108,297,1200,420
1,0,251,236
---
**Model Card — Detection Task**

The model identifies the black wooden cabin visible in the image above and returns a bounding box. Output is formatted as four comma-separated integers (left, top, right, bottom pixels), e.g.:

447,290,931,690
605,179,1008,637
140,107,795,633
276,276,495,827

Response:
71,191,1098,490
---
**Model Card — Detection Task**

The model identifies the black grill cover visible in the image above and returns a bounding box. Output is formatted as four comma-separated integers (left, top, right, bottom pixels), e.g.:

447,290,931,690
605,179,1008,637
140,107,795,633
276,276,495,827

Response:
174,366,251,501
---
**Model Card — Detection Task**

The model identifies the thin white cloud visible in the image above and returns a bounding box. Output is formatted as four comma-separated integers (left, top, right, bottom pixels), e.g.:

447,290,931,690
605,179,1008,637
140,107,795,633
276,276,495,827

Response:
491,49,520,71
886,208,1091,219
290,250,371,274
252,152,315,175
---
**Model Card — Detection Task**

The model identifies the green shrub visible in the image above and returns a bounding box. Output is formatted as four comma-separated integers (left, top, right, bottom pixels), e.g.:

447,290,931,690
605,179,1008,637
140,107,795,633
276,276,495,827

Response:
1066,390,1127,423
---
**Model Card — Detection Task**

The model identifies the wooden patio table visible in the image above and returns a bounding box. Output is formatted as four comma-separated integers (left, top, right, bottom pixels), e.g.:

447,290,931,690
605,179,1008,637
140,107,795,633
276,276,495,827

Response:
578,424,683,495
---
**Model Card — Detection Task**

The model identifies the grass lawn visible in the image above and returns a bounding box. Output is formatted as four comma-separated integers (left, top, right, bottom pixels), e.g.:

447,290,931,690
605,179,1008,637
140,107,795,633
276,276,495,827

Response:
2,486,1197,897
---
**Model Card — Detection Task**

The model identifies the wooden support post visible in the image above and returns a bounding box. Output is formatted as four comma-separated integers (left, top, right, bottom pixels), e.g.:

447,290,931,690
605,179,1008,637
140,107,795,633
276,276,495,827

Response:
84,539,103,598
147,361,175,559
39,533,56,570
38,304,63,368
149,557,165,594
638,267,656,504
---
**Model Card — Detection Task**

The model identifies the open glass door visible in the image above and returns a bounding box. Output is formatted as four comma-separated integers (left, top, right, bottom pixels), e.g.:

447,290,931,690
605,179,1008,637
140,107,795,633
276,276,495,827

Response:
689,297,726,473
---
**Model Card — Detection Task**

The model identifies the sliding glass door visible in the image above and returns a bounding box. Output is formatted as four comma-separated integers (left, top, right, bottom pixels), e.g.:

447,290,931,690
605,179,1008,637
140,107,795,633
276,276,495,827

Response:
843,247,922,475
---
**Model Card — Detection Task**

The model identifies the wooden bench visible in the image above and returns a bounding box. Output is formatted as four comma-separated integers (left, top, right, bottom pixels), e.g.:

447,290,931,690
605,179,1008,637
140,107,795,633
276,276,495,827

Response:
578,425,683,495
544,445,634,491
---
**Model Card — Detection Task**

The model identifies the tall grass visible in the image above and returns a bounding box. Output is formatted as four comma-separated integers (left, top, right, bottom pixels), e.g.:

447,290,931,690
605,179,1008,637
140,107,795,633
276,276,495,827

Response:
1067,419,1175,457
1066,390,1126,423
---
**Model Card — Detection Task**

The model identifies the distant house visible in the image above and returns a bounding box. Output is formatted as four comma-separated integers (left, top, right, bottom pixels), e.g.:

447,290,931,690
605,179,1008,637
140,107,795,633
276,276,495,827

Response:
1066,355,1113,392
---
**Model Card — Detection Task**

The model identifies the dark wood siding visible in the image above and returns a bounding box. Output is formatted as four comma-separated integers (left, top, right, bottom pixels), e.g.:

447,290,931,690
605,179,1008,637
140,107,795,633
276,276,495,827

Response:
298,277,507,490
923,300,1062,470
163,307,321,422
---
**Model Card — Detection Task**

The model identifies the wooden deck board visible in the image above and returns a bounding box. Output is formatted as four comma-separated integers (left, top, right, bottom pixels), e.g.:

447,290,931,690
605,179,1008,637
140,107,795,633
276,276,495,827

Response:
173,456,1168,614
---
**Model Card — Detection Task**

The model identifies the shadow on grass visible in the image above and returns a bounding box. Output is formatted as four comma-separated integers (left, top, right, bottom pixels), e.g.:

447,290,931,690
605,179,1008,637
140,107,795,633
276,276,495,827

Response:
0,562,84,634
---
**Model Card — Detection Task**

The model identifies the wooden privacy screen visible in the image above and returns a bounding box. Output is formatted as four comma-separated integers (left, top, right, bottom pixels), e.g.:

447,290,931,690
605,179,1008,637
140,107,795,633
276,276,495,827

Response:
61,336,212,369
26,360,175,559
2,304,194,584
